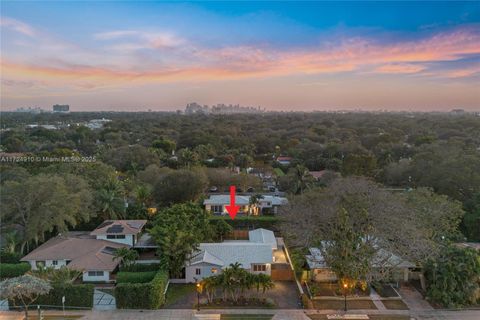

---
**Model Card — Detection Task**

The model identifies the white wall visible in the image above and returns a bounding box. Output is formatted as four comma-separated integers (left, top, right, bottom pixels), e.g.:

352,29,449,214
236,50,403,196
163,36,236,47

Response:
27,259,68,270
185,263,221,283
97,234,134,246
82,271,110,282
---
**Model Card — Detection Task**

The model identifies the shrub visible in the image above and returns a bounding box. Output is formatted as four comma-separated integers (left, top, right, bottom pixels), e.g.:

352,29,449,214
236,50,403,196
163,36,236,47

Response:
0,263,31,279
116,271,157,284
119,263,161,272
116,270,168,309
35,283,94,308
0,251,22,264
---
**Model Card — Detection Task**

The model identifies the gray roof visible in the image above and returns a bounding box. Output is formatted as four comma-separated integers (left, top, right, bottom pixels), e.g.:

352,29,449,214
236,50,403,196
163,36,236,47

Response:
306,247,415,270
190,242,273,269
249,228,278,250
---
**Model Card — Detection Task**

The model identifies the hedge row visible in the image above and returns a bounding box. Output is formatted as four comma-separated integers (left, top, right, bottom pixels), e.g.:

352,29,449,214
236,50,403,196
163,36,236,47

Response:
116,271,157,284
119,263,161,272
0,263,31,279
36,283,95,308
0,251,22,264
116,270,168,309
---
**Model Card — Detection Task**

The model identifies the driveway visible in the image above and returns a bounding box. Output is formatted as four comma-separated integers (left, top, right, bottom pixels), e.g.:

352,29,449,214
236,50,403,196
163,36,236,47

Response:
94,289,116,310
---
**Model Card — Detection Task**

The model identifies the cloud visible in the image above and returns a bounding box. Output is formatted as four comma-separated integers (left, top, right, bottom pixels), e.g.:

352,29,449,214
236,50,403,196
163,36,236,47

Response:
375,63,426,74
94,30,184,49
2,23,480,91
0,16,35,37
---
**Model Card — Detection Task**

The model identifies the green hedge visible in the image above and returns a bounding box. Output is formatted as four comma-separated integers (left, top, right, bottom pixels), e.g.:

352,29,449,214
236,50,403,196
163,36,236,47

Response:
116,271,157,284
0,251,22,264
119,263,161,272
116,270,168,309
209,215,279,230
0,263,31,279
35,283,94,308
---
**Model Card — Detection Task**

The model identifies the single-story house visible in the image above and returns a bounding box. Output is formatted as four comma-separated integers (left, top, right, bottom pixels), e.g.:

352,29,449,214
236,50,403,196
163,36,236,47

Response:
203,194,288,215
21,219,148,283
306,247,415,283
276,156,292,166
184,228,277,283
21,231,128,282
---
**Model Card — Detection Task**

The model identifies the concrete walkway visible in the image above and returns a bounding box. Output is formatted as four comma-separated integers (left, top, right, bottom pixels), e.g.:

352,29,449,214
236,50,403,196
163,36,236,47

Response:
398,285,433,311
368,288,387,311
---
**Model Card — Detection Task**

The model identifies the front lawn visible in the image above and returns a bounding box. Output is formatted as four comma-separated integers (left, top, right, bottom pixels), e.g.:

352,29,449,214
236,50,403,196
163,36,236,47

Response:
308,315,409,320
372,283,399,298
381,299,409,310
312,299,377,310
165,283,196,307
221,315,274,320
200,298,275,309
309,282,370,297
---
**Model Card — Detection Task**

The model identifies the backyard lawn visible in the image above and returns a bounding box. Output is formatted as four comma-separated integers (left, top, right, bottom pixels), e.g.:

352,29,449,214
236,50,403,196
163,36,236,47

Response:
313,299,377,310
381,299,409,310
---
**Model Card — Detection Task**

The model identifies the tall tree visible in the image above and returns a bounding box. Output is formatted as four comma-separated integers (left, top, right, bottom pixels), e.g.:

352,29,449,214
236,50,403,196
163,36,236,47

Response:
149,203,211,278
1,174,93,253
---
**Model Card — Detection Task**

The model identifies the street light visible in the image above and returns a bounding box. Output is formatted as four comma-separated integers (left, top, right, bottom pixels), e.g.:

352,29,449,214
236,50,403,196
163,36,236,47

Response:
194,277,200,311
343,283,348,312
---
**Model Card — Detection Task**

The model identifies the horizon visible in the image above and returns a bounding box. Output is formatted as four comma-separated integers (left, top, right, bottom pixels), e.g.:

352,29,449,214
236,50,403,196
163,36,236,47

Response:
1,1,480,111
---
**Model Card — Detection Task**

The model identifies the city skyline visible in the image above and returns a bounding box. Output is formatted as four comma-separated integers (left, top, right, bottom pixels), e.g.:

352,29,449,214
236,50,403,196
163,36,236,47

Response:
1,1,479,112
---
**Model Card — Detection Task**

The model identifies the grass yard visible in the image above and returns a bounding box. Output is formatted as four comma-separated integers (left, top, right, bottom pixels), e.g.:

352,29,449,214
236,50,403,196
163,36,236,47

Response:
313,299,377,310
165,283,196,307
308,315,409,320
220,315,274,320
22,316,83,320
372,284,399,298
381,299,409,310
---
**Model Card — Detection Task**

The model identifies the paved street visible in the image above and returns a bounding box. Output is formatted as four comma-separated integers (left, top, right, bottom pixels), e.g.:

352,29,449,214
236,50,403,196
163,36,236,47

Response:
2,308,480,320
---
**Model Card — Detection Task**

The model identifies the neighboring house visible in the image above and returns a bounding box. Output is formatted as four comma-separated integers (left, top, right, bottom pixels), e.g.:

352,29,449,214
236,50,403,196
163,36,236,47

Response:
20,232,128,282
276,156,292,166
204,194,288,215
21,219,148,283
90,220,147,246
306,247,415,283
184,228,278,282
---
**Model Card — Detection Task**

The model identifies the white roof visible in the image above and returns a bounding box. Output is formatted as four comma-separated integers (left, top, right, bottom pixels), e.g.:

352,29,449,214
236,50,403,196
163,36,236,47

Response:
203,194,287,206
249,228,278,250
203,195,250,205
190,242,273,269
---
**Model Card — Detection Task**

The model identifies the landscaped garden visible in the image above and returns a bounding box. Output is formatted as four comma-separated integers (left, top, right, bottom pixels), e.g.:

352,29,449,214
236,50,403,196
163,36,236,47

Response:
312,299,377,310
381,299,409,310
308,315,410,320
307,282,370,297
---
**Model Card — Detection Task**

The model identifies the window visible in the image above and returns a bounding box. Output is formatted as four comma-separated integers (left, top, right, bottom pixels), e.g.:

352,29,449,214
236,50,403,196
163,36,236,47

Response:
107,235,126,239
211,205,223,213
52,260,58,266
88,271,104,277
195,268,201,275
36,261,45,268
253,264,267,272
211,268,218,274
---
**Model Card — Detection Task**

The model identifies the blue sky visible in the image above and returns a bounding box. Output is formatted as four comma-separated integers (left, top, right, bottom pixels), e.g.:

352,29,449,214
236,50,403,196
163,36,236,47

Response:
1,1,479,111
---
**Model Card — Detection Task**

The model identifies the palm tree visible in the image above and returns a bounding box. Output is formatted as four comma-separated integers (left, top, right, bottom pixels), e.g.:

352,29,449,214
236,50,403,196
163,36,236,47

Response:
249,194,264,216
112,247,139,268
258,273,275,298
97,179,126,219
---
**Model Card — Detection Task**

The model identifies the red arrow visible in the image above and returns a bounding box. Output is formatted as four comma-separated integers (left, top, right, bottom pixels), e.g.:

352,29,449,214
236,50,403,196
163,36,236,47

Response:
225,185,240,220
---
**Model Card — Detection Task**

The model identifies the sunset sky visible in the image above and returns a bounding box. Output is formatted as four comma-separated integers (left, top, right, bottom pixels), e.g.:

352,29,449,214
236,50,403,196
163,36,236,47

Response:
1,1,479,111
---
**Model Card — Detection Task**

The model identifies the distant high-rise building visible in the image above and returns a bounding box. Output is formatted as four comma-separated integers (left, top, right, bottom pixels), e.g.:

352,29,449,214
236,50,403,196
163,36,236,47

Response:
53,104,70,112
